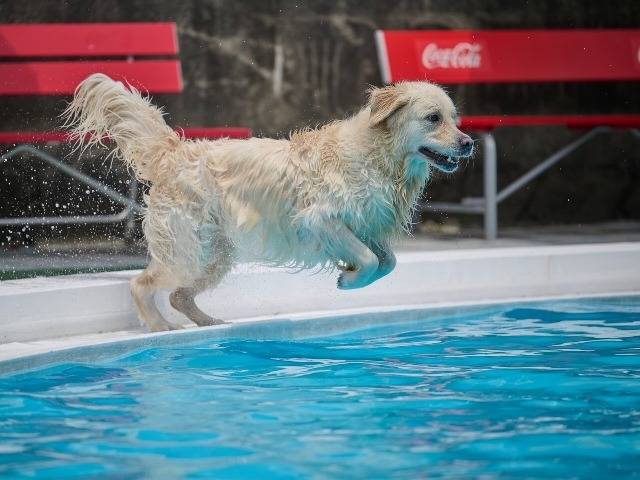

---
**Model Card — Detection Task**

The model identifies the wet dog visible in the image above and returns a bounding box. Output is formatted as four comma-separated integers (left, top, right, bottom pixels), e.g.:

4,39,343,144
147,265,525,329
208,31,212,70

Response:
64,74,473,331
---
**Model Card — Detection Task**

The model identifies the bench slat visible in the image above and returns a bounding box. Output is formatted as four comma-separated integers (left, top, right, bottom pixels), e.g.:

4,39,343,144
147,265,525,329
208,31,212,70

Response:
0,23,178,57
0,60,183,95
0,116,635,143
0,128,253,145
377,29,640,84
459,115,640,131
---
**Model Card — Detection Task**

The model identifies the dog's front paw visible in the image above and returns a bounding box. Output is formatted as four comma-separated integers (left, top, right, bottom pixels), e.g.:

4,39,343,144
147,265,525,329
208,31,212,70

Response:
337,269,365,290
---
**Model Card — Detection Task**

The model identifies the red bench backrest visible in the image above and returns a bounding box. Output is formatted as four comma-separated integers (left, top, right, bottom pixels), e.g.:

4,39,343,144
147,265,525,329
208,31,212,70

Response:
0,23,182,95
375,29,640,84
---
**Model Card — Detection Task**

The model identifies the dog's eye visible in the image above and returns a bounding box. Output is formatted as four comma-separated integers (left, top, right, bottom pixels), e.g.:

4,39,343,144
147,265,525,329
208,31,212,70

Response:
425,113,441,123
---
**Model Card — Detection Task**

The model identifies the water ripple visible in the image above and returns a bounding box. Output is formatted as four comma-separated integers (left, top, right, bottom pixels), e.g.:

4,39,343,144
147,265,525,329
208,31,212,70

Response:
0,296,639,478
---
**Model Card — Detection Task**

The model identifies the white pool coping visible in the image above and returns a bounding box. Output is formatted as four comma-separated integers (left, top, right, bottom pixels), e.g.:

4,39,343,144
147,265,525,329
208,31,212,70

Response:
1,242,639,369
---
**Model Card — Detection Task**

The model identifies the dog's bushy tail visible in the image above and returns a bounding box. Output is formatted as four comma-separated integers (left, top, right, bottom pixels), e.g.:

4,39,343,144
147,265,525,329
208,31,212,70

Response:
63,73,180,183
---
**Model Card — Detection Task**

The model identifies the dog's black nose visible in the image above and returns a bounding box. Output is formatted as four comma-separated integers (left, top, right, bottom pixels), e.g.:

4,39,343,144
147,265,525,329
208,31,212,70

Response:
458,134,474,155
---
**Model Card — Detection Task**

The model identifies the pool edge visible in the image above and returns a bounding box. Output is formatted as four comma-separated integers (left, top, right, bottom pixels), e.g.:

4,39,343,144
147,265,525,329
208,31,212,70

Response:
1,290,639,375
1,242,639,368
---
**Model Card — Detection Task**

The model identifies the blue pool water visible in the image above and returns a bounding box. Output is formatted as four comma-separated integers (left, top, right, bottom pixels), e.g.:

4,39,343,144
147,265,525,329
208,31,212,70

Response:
1,296,639,479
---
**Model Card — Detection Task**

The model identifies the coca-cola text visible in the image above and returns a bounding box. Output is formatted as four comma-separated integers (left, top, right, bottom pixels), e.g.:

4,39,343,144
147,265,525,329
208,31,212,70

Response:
421,42,482,69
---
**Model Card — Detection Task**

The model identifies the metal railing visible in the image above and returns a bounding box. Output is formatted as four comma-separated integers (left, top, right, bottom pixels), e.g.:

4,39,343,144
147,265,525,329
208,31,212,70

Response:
422,127,640,240
0,144,143,236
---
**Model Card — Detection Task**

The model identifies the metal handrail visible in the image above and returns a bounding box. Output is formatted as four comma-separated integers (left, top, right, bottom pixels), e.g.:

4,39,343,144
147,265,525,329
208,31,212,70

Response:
421,127,640,240
496,127,609,203
0,144,143,229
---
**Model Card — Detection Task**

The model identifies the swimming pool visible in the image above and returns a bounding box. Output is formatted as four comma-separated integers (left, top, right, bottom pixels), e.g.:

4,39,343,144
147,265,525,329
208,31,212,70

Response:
1,295,639,478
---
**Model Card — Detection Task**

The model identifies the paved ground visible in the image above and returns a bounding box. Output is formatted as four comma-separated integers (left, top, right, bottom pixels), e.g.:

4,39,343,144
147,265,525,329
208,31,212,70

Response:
399,220,640,251
1,221,639,280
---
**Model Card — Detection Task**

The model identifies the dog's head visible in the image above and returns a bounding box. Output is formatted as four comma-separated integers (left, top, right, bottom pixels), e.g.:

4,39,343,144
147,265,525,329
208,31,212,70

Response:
368,82,474,173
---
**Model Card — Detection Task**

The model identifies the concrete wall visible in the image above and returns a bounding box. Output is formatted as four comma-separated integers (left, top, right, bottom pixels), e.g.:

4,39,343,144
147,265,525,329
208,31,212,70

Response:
1,0,639,233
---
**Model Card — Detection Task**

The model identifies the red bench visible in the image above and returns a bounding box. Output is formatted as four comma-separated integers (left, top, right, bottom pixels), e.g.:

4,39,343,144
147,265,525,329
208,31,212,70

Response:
0,23,251,232
375,29,640,239
0,22,252,140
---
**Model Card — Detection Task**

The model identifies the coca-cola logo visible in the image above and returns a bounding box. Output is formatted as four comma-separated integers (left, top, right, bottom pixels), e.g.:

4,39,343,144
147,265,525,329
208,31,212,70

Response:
422,42,482,69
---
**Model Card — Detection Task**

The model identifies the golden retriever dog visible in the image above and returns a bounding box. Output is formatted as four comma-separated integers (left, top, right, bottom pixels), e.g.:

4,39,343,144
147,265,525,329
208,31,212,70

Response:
64,74,473,332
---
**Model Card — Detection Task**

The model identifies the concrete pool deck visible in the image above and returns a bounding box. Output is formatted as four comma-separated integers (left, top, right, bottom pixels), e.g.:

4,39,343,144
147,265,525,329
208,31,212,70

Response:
1,240,639,369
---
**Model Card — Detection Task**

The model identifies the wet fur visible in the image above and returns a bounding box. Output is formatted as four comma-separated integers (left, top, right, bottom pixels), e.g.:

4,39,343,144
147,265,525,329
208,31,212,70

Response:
63,74,471,331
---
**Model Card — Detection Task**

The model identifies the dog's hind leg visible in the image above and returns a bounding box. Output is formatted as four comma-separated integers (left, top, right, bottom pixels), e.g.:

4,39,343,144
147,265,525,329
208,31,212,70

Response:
169,237,234,327
169,286,222,327
131,260,184,332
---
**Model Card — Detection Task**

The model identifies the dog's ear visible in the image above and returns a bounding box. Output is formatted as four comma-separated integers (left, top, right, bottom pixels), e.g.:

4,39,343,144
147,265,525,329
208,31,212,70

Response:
368,85,408,127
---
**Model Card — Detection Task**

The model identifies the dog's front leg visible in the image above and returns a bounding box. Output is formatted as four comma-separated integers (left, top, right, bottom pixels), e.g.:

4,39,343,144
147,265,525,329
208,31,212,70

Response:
327,221,379,290
369,244,397,283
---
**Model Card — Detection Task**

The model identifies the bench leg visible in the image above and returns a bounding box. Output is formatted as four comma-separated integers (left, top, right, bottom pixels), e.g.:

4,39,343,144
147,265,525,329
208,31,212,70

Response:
482,132,498,241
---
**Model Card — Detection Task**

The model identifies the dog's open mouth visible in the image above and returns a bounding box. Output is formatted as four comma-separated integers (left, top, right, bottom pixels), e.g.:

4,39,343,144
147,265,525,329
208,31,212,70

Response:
418,147,460,173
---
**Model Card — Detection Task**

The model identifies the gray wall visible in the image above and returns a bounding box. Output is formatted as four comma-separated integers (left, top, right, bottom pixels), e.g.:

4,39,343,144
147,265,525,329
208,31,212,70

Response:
1,0,639,230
